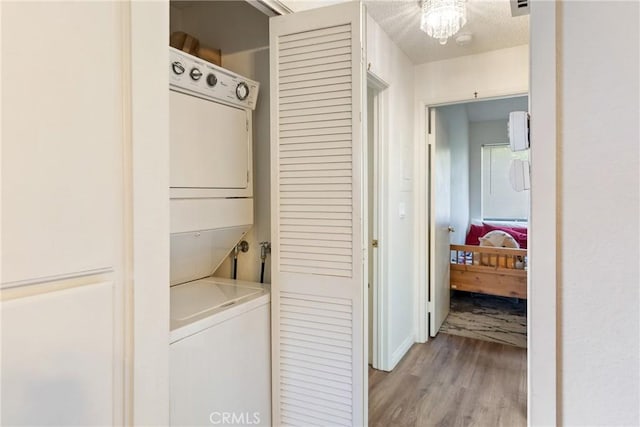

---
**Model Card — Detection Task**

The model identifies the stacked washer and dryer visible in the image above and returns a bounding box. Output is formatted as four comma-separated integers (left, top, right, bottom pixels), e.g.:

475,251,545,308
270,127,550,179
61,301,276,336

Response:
168,47,271,426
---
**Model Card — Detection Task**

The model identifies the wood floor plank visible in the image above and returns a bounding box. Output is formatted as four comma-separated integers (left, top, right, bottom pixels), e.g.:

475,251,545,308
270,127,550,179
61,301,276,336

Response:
369,334,527,427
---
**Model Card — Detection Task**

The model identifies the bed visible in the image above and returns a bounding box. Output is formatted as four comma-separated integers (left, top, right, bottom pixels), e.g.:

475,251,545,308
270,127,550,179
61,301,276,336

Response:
449,223,528,299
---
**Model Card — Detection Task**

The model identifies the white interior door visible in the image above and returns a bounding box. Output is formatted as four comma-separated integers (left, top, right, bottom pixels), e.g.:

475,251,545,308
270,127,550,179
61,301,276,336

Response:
429,108,451,336
270,3,366,425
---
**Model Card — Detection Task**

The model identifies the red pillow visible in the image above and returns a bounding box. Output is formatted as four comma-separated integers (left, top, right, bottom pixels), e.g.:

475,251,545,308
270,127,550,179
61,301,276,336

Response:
482,223,528,248
509,225,528,235
465,224,485,246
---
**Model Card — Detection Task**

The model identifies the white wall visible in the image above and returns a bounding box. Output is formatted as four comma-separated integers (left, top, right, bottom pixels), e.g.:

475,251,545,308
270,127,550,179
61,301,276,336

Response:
557,1,639,424
438,105,469,244
468,119,508,220
366,14,416,370
171,1,271,283
414,45,529,106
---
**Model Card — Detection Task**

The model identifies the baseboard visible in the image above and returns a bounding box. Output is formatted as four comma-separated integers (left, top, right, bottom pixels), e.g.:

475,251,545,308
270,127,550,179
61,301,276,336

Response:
388,334,415,371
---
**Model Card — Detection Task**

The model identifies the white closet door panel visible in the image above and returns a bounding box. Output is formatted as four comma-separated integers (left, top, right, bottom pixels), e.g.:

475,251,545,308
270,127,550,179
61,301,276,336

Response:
280,238,352,250
279,217,352,226
281,83,352,98
270,3,365,425
280,75,352,91
280,119,352,132
280,38,351,57
280,95,351,110
280,55,352,73
1,1,124,286
280,103,351,118
279,46,352,64
281,112,352,124
169,91,249,189
280,138,351,151
279,24,351,42
280,64,352,80
280,244,352,255
280,169,352,178
1,282,115,425
280,176,352,185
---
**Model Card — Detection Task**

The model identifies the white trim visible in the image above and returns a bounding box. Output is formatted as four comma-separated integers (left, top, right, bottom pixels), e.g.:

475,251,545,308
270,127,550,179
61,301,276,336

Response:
428,92,529,109
1,267,115,290
366,72,389,371
250,0,292,16
414,101,429,344
130,2,170,424
528,1,557,424
390,334,415,369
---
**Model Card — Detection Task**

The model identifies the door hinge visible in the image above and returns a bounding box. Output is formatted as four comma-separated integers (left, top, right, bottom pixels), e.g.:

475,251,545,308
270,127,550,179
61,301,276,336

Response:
247,171,250,184
246,119,249,131
427,300,434,314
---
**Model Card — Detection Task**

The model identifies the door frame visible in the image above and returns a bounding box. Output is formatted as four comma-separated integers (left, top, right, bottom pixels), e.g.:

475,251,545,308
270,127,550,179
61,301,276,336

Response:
417,95,527,342
128,2,171,424
366,71,388,370
528,2,558,424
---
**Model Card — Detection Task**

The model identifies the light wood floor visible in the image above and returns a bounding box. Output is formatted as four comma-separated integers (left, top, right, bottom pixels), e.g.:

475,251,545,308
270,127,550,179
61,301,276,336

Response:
369,334,527,427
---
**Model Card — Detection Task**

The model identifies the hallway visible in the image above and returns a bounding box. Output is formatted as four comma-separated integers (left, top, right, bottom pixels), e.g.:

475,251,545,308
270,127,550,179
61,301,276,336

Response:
369,334,526,426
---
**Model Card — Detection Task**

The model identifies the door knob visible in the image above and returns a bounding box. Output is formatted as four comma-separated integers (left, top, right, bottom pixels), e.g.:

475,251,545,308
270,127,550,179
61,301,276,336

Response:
448,226,455,232
372,239,378,248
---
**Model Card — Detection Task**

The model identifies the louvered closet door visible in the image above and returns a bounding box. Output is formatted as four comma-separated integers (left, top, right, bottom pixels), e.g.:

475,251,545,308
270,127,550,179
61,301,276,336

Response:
270,3,366,426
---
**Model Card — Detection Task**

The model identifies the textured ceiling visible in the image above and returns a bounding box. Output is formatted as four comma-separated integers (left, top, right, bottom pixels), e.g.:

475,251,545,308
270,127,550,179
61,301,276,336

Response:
364,0,529,64
174,0,529,65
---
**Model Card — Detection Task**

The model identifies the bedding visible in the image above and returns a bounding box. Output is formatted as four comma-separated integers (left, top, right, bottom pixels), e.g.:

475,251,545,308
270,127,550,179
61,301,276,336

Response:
450,222,529,299
465,222,528,248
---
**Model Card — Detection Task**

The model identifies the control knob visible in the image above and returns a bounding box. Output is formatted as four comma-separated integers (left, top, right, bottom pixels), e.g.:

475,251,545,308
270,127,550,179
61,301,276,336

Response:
172,61,185,75
206,73,218,87
190,67,203,81
236,82,249,101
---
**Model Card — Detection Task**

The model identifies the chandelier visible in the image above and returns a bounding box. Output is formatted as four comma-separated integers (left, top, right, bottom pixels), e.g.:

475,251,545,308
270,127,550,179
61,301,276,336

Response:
420,0,467,45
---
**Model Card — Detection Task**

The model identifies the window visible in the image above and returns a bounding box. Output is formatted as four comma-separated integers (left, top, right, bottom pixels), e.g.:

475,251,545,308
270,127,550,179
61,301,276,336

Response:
481,144,529,221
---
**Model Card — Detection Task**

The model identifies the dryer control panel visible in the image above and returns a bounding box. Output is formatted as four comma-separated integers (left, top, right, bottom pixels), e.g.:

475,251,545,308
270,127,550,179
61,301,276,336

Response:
169,47,260,110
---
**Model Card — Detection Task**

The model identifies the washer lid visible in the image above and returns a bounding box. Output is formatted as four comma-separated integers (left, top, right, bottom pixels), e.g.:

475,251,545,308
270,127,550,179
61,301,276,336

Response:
171,280,263,321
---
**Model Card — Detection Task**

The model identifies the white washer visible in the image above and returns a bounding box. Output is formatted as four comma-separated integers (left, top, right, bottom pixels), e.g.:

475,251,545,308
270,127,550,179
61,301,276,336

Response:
170,278,270,427
168,48,270,426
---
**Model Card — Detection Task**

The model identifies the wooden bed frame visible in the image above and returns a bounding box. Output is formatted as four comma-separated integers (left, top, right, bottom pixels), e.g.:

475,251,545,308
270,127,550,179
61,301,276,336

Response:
450,244,528,299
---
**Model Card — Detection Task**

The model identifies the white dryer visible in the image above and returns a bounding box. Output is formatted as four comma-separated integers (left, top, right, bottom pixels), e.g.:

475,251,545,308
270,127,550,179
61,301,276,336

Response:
169,46,259,200
168,48,270,426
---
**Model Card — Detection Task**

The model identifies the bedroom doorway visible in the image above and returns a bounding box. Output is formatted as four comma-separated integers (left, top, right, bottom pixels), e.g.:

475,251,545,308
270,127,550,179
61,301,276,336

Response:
373,95,531,426
433,96,530,348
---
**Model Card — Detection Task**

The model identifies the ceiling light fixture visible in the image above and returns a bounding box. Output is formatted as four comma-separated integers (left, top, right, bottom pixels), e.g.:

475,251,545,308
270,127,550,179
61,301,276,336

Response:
420,0,467,45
